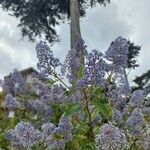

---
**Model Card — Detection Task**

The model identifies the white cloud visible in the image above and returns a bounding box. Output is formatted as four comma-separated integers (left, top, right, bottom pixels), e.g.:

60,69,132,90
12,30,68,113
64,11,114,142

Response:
0,0,150,83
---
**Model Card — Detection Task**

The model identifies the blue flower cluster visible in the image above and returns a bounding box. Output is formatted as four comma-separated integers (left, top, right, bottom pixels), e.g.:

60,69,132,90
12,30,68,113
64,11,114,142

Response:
130,90,144,108
126,108,145,137
42,115,73,149
3,69,27,95
6,122,42,148
105,37,129,72
36,41,61,76
61,38,87,83
96,123,129,150
4,36,150,150
4,94,20,111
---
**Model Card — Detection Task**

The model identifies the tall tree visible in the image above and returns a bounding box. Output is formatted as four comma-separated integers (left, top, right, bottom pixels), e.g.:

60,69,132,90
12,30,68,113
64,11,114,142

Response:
0,0,110,49
133,70,150,93
127,40,141,69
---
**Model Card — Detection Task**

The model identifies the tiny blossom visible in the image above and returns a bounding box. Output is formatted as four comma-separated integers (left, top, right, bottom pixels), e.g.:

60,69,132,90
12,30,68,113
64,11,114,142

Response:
58,115,73,133
143,107,150,115
112,109,124,125
36,41,61,76
130,90,144,108
42,123,56,138
107,87,126,111
4,94,20,111
57,115,73,142
42,115,73,148
50,84,70,105
126,108,145,137
6,122,42,148
44,135,56,148
105,37,129,72
31,77,51,96
118,77,131,97
96,123,129,150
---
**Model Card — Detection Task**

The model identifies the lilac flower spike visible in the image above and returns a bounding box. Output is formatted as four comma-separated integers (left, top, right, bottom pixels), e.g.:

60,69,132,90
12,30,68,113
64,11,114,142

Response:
4,94,20,111
6,122,42,148
105,37,129,72
36,41,61,75
96,123,129,150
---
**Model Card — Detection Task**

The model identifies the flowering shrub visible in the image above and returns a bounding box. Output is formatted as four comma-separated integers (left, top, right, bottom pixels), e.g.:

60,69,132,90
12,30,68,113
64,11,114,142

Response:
1,37,150,150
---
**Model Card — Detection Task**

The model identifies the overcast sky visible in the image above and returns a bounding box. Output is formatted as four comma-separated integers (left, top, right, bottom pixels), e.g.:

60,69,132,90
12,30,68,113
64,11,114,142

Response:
0,0,150,84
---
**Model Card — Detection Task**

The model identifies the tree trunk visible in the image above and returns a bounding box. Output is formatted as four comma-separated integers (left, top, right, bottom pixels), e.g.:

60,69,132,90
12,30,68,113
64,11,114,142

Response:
70,0,85,65
70,0,81,49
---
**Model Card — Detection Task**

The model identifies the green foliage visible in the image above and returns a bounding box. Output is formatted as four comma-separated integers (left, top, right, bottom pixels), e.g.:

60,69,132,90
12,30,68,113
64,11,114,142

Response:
91,87,112,120
64,103,81,116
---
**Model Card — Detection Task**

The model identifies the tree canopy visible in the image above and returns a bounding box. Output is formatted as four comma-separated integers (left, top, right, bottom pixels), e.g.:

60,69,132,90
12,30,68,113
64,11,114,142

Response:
0,0,110,44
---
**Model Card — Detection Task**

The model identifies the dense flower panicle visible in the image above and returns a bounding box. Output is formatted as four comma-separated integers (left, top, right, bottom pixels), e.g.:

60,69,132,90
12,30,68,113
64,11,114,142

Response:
6,122,42,148
42,115,73,149
36,41,61,75
39,84,70,105
42,123,56,138
107,87,126,111
112,109,124,125
126,108,145,137
130,90,145,108
77,50,106,88
75,38,87,55
62,39,87,82
58,115,73,133
4,94,20,111
33,100,50,113
105,37,129,72
49,84,70,105
44,135,56,148
24,99,53,122
119,77,131,97
66,49,81,82
3,69,27,95
57,115,73,142
96,123,129,150
31,78,51,96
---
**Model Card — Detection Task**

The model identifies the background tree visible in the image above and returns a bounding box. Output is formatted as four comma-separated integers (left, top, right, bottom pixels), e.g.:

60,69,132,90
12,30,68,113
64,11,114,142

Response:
127,40,141,69
0,0,110,49
133,70,150,93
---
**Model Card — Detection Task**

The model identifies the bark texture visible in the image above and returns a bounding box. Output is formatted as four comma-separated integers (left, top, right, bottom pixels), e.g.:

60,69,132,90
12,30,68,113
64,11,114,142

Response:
70,0,81,49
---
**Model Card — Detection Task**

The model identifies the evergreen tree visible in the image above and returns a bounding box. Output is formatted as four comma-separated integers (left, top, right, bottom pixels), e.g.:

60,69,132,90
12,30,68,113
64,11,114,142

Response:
127,40,141,69
133,70,150,93
0,0,110,48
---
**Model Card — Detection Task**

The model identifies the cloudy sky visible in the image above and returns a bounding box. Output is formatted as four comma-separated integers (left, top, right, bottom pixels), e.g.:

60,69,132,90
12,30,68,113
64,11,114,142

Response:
0,0,150,84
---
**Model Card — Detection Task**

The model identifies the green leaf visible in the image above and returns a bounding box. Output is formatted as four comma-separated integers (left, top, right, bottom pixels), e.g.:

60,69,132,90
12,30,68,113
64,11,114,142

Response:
64,104,81,116
92,100,112,120
77,66,84,79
